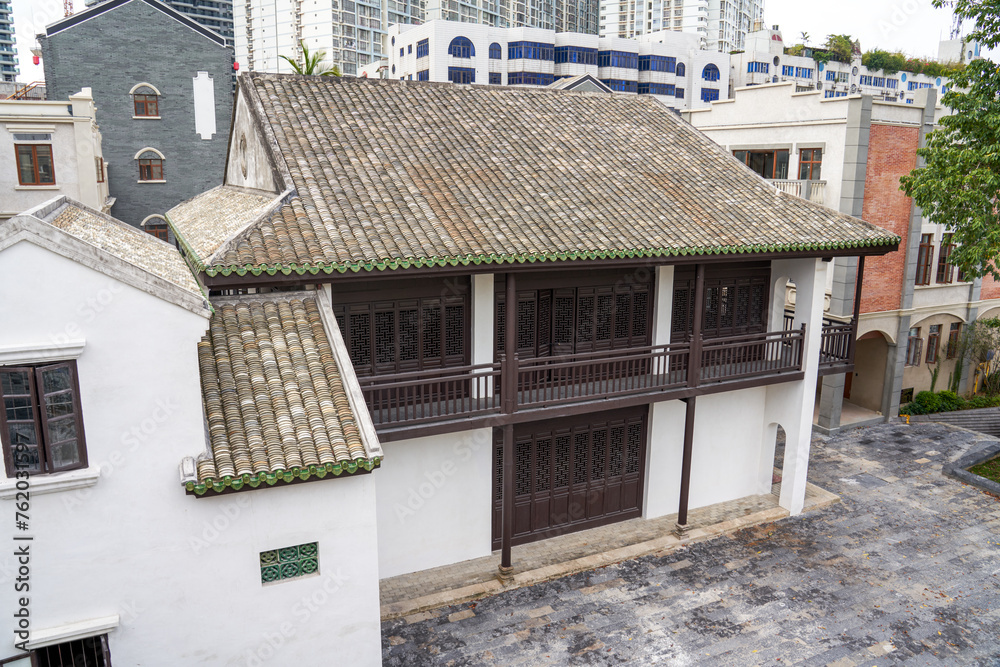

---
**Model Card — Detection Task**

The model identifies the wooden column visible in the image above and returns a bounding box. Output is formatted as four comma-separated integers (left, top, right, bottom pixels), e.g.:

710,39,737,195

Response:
500,272,517,574
676,263,705,533
847,256,865,363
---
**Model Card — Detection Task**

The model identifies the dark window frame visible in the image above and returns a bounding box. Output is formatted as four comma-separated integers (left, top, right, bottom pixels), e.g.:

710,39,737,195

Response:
946,322,962,359
95,156,105,183
798,148,822,180
936,233,955,284
15,144,56,186
132,92,160,117
915,234,934,286
138,155,164,181
732,149,789,179
447,66,475,84
1,360,88,478
926,324,941,364
447,36,475,58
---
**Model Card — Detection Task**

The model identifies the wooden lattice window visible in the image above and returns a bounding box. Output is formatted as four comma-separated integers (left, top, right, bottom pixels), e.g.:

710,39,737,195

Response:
334,294,467,376
671,264,770,342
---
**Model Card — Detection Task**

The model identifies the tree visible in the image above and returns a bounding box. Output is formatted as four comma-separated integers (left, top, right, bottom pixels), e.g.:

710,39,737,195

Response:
280,40,342,76
900,0,1000,280
823,34,857,62
799,31,810,45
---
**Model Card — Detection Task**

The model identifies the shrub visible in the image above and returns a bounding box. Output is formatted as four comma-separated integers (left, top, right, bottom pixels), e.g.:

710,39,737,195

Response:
899,390,1000,415
936,390,963,412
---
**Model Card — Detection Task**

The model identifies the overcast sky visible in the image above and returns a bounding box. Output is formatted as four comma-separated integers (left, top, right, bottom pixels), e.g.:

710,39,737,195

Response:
9,0,989,83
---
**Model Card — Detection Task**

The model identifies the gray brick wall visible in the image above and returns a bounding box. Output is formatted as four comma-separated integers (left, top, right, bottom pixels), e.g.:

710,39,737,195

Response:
40,0,233,227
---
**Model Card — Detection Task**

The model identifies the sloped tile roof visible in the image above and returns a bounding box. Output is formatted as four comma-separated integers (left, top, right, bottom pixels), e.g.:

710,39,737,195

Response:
195,74,898,277
184,293,380,495
167,185,279,263
46,202,203,296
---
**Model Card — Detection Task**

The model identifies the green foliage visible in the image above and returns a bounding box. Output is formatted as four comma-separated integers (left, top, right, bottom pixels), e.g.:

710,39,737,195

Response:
900,390,1000,415
280,40,342,76
823,34,858,63
862,49,965,77
969,456,1000,484
784,44,805,57
900,1,1000,280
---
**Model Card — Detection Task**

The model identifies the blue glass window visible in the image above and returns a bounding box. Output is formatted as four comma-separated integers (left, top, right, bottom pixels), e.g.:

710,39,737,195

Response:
448,36,475,58
399,47,404,57
448,66,475,84
417,69,429,81
796,67,813,78
416,39,429,58
700,88,719,102
489,42,502,59
508,42,555,61
638,82,675,95
676,62,685,77
597,51,638,69
747,61,769,74
702,63,720,81
782,65,794,76
600,79,638,93
555,46,598,65
408,44,413,54
675,87,685,99
489,72,501,84
638,55,675,72
508,71,555,85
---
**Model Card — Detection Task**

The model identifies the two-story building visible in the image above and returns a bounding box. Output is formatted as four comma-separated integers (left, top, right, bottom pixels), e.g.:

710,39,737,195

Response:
1,74,898,664
0,88,111,222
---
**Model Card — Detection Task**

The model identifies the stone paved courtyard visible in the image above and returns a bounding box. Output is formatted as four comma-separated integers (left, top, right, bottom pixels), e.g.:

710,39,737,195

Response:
382,422,1000,666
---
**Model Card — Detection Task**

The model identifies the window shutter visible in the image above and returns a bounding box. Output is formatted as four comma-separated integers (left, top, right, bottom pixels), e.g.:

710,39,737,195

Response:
34,362,87,473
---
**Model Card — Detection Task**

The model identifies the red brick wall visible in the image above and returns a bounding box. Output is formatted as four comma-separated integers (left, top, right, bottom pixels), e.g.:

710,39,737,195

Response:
858,123,920,314
980,275,1000,300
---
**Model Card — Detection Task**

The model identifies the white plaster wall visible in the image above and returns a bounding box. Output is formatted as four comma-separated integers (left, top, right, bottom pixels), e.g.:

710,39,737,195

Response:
644,388,770,518
0,241,382,665
224,90,279,192
376,428,493,578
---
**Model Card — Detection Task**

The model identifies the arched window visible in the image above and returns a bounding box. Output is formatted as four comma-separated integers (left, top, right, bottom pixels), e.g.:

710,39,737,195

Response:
130,83,161,118
676,62,686,77
135,147,165,182
448,36,475,59
702,63,720,81
141,215,169,241
489,42,502,59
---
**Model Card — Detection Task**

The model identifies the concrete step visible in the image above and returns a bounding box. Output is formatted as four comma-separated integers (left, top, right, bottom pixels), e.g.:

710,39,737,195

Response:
910,406,1000,437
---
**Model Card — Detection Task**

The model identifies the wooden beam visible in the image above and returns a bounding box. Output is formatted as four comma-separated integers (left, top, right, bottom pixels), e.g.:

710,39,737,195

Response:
848,256,865,364
677,396,697,528
500,272,517,574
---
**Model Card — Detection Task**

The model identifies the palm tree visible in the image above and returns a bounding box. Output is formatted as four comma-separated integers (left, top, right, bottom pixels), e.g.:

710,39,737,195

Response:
799,31,810,45
280,40,342,76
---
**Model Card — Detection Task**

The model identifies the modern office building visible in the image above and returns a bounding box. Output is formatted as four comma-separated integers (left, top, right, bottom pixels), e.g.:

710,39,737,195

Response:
0,0,17,82
39,0,233,230
600,0,762,52
85,0,234,44
386,20,729,109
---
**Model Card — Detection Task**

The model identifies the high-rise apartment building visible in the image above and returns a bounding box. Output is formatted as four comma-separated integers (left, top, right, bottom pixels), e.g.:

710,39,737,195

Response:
0,0,17,82
235,0,385,75
600,0,762,52
86,0,234,44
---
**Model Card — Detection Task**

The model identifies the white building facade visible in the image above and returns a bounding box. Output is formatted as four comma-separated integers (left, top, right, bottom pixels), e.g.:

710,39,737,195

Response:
387,19,729,108
600,0,762,52
731,27,960,105
0,89,111,222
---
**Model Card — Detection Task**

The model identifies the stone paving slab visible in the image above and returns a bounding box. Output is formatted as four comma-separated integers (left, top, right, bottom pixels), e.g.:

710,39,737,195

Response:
383,422,1000,665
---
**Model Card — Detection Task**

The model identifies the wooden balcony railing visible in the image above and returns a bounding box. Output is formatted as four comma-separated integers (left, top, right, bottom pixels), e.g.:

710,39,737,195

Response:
515,343,690,409
818,322,854,370
358,361,501,427
361,326,823,431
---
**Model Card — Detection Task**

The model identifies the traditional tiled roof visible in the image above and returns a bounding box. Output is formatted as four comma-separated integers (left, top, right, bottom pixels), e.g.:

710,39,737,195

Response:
46,202,203,296
167,185,281,263
182,293,381,495
193,74,898,277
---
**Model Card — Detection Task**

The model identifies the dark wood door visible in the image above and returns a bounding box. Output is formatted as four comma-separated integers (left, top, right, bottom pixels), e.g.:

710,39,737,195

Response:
492,408,647,549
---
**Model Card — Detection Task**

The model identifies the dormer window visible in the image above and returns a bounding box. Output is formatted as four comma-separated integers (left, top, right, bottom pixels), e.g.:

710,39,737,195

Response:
130,83,162,118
